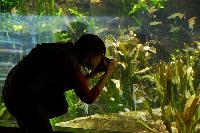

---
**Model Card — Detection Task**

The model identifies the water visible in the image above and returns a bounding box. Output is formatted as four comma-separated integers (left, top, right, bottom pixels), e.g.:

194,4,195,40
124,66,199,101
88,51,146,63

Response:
1,1,200,132
0,13,135,95
0,13,139,132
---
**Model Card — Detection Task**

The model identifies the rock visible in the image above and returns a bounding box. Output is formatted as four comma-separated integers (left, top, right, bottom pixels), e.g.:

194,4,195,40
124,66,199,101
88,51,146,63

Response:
56,111,166,133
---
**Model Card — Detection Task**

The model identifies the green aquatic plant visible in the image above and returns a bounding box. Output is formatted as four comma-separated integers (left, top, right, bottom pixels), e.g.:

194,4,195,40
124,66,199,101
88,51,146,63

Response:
144,44,200,133
128,0,167,27
0,0,20,13
50,90,82,126
17,0,57,15
0,97,13,121
65,90,81,118
129,0,167,15
96,27,156,113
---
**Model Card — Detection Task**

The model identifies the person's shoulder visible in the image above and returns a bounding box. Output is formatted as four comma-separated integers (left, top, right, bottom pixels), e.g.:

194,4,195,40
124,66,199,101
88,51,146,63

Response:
37,42,63,48
64,54,81,72
30,42,71,54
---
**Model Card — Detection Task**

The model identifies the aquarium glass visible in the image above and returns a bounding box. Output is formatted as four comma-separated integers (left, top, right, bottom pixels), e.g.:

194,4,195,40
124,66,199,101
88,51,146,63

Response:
0,0,200,132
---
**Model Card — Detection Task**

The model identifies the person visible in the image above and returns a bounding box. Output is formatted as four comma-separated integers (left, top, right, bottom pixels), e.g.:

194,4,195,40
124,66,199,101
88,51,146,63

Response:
2,34,117,133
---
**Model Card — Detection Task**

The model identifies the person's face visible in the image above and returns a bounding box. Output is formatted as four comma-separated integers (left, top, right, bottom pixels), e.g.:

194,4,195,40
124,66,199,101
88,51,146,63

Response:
85,54,102,70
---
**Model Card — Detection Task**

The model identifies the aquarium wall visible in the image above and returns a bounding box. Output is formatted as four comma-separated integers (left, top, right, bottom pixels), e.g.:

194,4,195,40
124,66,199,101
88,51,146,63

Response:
0,0,200,133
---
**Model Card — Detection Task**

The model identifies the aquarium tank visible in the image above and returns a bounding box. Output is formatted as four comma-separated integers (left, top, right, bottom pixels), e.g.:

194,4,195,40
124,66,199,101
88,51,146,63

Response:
0,0,200,133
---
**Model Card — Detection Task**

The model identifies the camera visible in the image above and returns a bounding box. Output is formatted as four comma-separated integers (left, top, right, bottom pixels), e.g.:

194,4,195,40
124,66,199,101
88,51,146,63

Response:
96,57,113,72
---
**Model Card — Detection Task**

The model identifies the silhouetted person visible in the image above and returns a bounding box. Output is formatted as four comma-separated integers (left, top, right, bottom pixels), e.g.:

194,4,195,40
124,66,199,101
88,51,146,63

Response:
2,34,117,133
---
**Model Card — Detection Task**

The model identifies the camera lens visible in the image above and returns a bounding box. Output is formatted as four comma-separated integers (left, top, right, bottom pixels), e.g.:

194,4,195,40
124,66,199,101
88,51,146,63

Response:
96,57,109,72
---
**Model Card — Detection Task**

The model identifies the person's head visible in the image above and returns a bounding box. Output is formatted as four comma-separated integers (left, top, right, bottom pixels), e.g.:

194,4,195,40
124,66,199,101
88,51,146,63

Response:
74,34,106,70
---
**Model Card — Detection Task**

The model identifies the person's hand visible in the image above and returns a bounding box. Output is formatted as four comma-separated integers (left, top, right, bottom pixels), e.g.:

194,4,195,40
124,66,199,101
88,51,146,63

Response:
105,60,118,76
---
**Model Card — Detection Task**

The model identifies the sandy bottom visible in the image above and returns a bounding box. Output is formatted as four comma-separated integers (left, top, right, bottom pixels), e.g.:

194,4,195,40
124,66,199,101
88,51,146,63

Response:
55,111,168,133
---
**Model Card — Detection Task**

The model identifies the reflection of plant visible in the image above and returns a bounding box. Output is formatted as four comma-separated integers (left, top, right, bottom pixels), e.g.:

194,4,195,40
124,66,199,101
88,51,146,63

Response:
54,21,88,42
54,8,106,42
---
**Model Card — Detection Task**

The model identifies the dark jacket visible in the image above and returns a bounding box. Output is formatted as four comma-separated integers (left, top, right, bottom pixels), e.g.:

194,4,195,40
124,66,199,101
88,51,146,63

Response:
2,43,100,118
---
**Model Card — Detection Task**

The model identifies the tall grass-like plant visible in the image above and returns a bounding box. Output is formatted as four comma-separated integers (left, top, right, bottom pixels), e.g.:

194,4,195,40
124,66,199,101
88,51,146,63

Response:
142,44,200,133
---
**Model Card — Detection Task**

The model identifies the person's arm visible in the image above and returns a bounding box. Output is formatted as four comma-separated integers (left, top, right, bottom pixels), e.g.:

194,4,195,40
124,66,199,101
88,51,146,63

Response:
71,60,117,104
84,69,100,79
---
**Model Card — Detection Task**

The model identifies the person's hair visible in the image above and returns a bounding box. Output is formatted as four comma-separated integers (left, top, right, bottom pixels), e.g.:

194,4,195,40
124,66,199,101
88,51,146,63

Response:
74,34,106,59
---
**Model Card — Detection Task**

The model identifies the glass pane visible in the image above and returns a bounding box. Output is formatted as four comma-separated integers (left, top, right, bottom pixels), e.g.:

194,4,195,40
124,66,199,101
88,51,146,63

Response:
0,0,200,133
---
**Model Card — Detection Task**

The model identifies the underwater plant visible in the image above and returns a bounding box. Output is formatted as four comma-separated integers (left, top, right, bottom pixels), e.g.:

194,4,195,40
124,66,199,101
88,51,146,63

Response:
94,27,156,113
139,43,200,133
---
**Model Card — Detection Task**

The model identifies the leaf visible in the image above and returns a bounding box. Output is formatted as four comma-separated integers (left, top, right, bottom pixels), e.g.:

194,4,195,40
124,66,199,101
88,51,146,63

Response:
110,97,115,101
136,43,143,49
118,62,126,69
129,0,148,14
116,50,124,55
192,117,200,131
147,40,159,45
69,8,83,17
169,26,181,32
165,105,173,121
57,8,63,16
124,108,130,112
143,46,156,53
118,103,123,107
163,106,172,133
95,28,107,34
149,21,162,26
141,75,154,82
183,95,200,124
0,103,7,119
136,97,145,103
111,79,120,89
134,67,150,74
105,35,117,47
91,0,100,3
147,6,157,14
175,112,186,132
185,90,191,99
103,86,108,92
119,90,123,96
143,46,151,51
11,6,17,15
13,25,23,31
186,66,193,75
167,13,185,19
188,17,197,30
